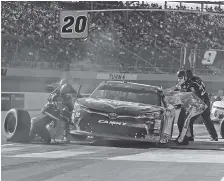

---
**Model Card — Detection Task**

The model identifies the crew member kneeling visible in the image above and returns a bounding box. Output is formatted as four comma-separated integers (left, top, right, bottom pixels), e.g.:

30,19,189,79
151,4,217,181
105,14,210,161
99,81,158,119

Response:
30,79,77,143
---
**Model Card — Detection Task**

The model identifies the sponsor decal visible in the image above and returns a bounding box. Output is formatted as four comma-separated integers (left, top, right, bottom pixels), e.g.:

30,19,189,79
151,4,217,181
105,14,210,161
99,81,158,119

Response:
1,68,7,76
96,73,137,80
1,94,11,111
11,93,25,110
108,113,117,119
98,120,127,126
1,93,24,111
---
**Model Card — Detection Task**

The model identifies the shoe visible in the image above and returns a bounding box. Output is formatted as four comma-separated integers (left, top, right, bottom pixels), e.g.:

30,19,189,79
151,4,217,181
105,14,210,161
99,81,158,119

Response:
175,136,189,145
210,137,218,141
60,136,70,143
187,136,194,141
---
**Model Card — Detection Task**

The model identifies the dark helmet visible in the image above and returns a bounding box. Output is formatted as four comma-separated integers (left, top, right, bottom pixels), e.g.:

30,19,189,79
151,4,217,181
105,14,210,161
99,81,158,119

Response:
177,70,186,78
185,69,193,80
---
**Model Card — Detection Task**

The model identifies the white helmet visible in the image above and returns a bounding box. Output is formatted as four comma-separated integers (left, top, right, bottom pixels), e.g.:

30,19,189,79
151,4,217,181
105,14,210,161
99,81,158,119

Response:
60,78,68,87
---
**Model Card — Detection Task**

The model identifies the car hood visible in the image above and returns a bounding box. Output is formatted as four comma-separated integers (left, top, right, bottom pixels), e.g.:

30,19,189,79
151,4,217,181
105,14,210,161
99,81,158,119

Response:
213,101,224,108
76,98,164,116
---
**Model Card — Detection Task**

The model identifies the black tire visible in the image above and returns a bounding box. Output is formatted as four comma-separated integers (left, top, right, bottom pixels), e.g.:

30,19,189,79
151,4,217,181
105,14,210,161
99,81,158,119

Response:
220,119,224,139
3,109,31,143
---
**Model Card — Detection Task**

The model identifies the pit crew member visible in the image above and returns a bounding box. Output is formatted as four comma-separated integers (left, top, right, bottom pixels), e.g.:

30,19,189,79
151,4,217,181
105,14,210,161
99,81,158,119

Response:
30,79,77,143
175,70,218,142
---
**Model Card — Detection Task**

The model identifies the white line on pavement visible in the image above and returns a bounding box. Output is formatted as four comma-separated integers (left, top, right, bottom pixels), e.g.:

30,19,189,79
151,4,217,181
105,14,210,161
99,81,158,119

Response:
1,143,16,147
11,150,95,158
108,149,224,163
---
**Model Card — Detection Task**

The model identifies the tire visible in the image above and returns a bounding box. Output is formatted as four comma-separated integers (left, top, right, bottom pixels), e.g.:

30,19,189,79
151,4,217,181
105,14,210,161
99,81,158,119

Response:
220,119,224,139
3,109,31,143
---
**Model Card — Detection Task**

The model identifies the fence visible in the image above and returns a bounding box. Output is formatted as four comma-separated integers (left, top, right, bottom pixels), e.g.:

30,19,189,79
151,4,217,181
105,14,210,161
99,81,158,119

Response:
2,60,221,75
2,34,223,75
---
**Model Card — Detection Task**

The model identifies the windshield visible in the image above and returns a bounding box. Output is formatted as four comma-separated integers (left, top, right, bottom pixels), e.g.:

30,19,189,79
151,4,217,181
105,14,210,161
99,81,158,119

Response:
90,86,161,106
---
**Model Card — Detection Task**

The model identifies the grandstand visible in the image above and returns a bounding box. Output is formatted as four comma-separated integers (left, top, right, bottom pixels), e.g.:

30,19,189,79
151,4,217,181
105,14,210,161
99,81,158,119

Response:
1,1,224,74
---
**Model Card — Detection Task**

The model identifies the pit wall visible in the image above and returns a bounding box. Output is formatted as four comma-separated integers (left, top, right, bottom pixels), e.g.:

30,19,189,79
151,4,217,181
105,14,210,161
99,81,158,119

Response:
1,92,49,111
2,67,224,94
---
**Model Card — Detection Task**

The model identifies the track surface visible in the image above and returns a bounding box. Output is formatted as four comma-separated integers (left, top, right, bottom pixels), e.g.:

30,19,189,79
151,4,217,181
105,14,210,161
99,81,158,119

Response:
2,111,224,181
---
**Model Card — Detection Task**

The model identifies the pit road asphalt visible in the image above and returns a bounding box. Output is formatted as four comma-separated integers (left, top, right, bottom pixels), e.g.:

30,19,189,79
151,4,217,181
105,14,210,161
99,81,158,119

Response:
1,111,224,181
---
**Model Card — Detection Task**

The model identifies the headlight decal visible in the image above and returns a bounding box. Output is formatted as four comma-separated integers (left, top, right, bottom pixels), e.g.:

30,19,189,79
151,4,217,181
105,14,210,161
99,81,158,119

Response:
137,111,162,119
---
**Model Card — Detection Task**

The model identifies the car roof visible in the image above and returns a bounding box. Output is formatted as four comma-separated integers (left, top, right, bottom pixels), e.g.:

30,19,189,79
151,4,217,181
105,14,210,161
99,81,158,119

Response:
100,81,162,92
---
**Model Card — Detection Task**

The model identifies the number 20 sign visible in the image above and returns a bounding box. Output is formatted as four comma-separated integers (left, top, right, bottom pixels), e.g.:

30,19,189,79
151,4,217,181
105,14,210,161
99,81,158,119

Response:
60,11,88,39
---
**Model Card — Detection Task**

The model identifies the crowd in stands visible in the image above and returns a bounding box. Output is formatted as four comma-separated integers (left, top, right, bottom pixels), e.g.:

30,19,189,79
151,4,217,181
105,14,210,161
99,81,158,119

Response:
1,1,224,74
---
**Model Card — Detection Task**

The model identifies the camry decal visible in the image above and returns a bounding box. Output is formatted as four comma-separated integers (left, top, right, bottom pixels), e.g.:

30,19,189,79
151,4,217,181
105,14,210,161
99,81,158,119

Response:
98,120,127,126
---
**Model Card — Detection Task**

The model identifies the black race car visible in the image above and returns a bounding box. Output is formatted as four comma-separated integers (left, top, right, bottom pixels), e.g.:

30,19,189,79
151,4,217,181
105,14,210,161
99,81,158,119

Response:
70,81,207,143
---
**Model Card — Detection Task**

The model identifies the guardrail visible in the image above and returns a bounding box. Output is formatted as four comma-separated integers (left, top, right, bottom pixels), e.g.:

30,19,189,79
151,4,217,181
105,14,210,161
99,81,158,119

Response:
1,92,91,112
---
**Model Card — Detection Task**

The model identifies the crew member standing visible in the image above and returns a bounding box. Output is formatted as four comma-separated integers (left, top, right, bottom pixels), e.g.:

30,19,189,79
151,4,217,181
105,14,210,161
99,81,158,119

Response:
175,70,218,143
185,69,218,141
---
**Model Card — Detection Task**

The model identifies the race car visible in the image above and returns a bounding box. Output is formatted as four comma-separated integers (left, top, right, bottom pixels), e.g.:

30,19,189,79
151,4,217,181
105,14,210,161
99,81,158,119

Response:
70,81,207,144
3,80,210,144
211,98,224,122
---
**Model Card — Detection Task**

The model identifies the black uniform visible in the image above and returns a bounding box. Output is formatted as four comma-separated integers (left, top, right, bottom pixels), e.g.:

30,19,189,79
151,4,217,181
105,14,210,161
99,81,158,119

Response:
30,84,76,143
177,78,218,140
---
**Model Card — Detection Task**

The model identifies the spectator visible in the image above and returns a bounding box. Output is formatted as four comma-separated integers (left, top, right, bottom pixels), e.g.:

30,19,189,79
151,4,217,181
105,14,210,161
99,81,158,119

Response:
1,1,223,74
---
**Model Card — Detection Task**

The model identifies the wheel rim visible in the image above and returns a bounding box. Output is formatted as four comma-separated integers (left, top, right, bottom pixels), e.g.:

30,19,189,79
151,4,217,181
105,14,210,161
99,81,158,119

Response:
5,114,16,134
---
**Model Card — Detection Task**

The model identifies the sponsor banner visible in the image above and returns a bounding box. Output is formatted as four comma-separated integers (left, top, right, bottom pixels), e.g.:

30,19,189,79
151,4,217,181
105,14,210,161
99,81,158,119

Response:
2,68,98,79
201,50,217,65
96,73,137,80
1,93,11,111
11,93,25,110
1,93,24,111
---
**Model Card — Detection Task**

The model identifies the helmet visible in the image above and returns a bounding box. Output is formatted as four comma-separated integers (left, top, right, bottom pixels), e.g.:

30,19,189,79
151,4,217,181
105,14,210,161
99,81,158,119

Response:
60,84,72,95
185,69,193,80
176,70,186,85
177,70,186,78
60,78,68,87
